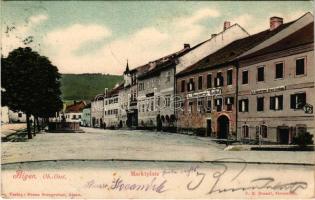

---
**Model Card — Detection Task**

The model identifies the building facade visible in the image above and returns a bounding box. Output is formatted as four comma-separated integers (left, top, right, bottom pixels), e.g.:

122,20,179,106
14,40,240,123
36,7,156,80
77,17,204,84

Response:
175,14,308,139
237,15,314,144
1,106,27,123
91,95,104,128
176,62,238,138
137,60,178,129
64,101,86,125
122,62,150,128
81,104,91,127
103,83,124,128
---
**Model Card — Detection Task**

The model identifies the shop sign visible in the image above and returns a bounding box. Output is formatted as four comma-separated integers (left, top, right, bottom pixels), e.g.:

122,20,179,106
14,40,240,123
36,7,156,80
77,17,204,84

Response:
251,86,286,95
187,88,222,99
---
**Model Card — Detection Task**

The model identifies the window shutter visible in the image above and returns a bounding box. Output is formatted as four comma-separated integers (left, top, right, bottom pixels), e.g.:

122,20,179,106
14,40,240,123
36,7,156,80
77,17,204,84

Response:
278,95,283,110
239,100,242,112
270,96,275,110
230,97,234,105
300,93,306,108
290,94,296,109
220,76,224,86
245,99,249,112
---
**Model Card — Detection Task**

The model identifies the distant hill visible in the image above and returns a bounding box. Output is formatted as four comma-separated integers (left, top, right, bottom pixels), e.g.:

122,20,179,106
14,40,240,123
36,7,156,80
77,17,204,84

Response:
60,73,123,101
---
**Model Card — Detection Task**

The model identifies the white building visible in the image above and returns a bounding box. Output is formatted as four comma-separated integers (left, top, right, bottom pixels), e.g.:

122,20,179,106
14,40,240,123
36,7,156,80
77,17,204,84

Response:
176,21,249,73
91,94,105,128
82,104,91,127
104,84,123,128
64,101,86,125
1,106,28,123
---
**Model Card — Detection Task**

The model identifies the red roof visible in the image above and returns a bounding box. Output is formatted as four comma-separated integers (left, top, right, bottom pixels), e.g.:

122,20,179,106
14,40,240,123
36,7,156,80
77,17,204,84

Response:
65,101,86,113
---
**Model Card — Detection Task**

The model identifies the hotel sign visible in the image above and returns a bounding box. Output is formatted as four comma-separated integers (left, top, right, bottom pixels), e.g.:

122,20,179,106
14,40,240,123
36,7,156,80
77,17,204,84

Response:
251,86,286,95
187,88,222,99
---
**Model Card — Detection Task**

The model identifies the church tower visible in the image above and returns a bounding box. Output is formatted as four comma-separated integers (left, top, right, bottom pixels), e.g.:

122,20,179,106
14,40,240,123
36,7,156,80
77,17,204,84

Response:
123,59,131,87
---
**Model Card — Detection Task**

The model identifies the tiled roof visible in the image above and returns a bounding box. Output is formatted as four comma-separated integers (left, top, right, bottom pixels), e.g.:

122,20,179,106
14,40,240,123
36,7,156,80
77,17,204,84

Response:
241,22,314,59
65,101,86,113
137,47,191,80
176,20,296,77
106,82,124,97
129,23,248,79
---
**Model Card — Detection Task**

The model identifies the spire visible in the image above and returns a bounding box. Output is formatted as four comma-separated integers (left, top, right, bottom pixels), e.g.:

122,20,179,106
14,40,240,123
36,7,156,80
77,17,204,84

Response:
124,59,130,74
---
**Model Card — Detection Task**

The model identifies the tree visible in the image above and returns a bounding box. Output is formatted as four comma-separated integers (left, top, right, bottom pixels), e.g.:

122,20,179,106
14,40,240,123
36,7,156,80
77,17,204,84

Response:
292,131,314,149
2,47,62,138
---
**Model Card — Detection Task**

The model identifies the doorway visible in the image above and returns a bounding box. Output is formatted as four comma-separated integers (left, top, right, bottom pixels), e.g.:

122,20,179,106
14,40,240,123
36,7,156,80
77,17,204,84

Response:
278,126,289,144
217,115,229,139
206,119,212,137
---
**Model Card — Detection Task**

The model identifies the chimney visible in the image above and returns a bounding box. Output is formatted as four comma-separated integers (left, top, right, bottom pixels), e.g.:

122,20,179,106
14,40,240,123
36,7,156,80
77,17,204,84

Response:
211,33,217,38
270,16,283,31
104,88,108,96
74,101,77,105
184,43,190,49
223,21,231,31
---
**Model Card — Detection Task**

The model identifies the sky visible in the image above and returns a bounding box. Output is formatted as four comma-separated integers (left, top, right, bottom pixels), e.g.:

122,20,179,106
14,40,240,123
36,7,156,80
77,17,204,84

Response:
1,1,313,75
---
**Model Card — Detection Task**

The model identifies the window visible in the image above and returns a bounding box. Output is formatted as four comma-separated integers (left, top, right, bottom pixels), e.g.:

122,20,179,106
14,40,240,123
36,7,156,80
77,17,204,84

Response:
275,62,284,79
79,115,81,119
257,66,264,82
239,99,249,112
227,69,233,85
257,97,264,111
18,113,22,118
181,80,185,92
296,58,305,75
270,95,283,110
151,100,154,111
242,125,249,138
73,115,76,119
290,92,306,109
198,76,203,90
206,99,211,112
215,72,224,87
225,97,234,111
166,71,171,82
188,101,193,113
261,125,268,138
207,74,212,88
197,98,204,112
131,74,137,85
187,78,195,91
242,70,248,84
215,98,223,112
165,95,171,107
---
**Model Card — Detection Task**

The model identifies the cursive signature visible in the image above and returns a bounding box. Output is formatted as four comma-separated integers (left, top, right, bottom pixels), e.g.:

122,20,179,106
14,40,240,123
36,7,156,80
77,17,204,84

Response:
185,158,308,195
84,177,167,193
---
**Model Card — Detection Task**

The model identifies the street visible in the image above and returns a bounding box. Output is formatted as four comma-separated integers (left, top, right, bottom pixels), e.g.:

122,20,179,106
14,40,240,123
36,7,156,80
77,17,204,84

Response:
2,127,314,198
2,127,314,164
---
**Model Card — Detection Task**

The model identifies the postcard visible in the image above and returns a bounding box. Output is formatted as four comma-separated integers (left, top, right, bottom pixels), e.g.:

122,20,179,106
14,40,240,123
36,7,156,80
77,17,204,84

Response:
1,0,314,199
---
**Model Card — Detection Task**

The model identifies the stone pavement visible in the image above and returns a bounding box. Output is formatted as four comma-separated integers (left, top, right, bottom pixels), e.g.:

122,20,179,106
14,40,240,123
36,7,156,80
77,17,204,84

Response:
2,127,314,165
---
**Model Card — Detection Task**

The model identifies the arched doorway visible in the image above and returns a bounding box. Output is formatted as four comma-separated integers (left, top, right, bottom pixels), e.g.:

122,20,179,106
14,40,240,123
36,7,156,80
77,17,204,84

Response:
217,115,229,139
